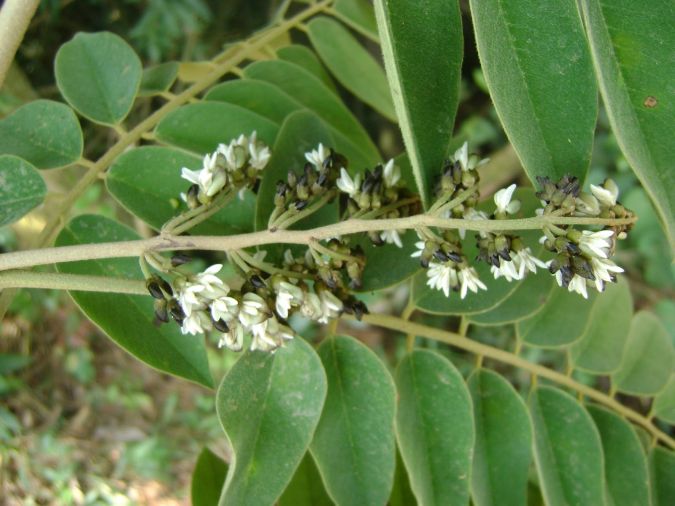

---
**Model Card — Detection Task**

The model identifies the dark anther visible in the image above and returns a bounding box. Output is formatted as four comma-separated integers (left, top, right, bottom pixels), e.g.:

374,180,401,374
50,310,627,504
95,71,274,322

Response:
146,279,165,299
213,318,229,333
158,277,173,296
295,200,309,211
250,274,266,289
168,300,185,324
171,253,191,267
187,184,200,199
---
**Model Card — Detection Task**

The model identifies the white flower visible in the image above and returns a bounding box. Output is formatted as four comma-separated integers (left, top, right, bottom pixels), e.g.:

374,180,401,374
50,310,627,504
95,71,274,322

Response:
579,229,614,259
458,266,487,299
590,257,624,292
218,324,244,352
491,259,520,282
494,184,521,215
238,292,268,327
305,143,329,169
211,295,239,323
380,230,403,248
453,142,469,171
317,290,343,323
567,274,589,299
250,318,294,352
300,292,323,320
426,262,459,297
590,179,619,207
410,241,426,258
194,264,224,291
383,159,400,187
176,282,207,316
336,168,361,197
275,281,304,319
247,131,271,170
218,140,247,171
514,248,547,278
181,310,213,335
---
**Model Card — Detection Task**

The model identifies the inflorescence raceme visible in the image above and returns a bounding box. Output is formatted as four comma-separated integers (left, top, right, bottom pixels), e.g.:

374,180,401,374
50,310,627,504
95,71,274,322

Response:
143,133,634,353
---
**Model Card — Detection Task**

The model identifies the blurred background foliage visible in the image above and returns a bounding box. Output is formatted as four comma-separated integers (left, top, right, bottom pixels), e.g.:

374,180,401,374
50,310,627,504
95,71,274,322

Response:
0,0,672,503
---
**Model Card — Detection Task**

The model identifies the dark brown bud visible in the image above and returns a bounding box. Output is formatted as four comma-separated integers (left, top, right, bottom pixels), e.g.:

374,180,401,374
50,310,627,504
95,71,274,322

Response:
171,253,191,267
146,279,165,299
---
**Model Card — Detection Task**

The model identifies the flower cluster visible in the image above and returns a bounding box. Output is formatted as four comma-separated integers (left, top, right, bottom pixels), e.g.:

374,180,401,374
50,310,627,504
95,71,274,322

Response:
537,177,630,298
180,132,270,208
336,158,419,247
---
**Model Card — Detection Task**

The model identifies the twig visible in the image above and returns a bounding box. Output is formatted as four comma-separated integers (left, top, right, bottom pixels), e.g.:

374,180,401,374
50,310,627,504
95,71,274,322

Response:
0,0,40,89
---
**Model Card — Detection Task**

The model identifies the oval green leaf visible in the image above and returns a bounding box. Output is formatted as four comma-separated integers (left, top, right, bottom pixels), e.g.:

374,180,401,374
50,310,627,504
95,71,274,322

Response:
529,387,605,506
244,60,380,169
580,0,675,249
469,272,553,326
468,369,532,506
307,17,395,121
612,311,674,396
311,335,396,506
191,447,228,506
570,277,633,373
518,288,596,348
0,156,46,227
469,0,597,183
278,453,333,506
653,375,675,425
107,146,255,234
155,102,279,155
277,45,338,94
55,215,213,388
587,405,651,506
139,62,179,97
55,32,142,125
374,0,463,208
395,349,474,506
216,338,327,506
650,447,675,506
0,100,82,170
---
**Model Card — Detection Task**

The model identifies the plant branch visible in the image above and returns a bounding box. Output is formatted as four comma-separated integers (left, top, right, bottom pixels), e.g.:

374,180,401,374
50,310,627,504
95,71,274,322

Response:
0,271,146,295
355,313,675,450
0,0,40,89
0,214,636,272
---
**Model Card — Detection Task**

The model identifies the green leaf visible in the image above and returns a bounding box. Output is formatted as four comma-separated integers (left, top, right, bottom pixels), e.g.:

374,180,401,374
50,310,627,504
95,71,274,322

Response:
155,102,279,155
529,387,605,506
107,146,255,234
612,311,674,396
413,189,544,315
587,405,651,506
570,278,633,373
650,447,675,506
468,369,532,506
278,453,333,506
518,288,596,348
139,62,179,97
216,338,327,506
307,17,395,121
191,447,228,506
395,350,474,506
311,336,396,505
55,215,213,388
579,0,675,249
277,45,338,94
374,0,463,208
206,77,372,173
206,79,301,124
390,449,416,506
255,110,333,232
244,60,380,169
0,100,82,169
0,156,46,227
55,32,142,125
469,0,597,183
334,0,378,39
469,272,553,326
653,375,675,425
354,231,421,292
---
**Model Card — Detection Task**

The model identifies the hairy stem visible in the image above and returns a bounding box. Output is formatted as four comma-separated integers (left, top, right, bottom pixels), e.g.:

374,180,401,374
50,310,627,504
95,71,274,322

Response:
0,214,636,272
0,0,40,88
